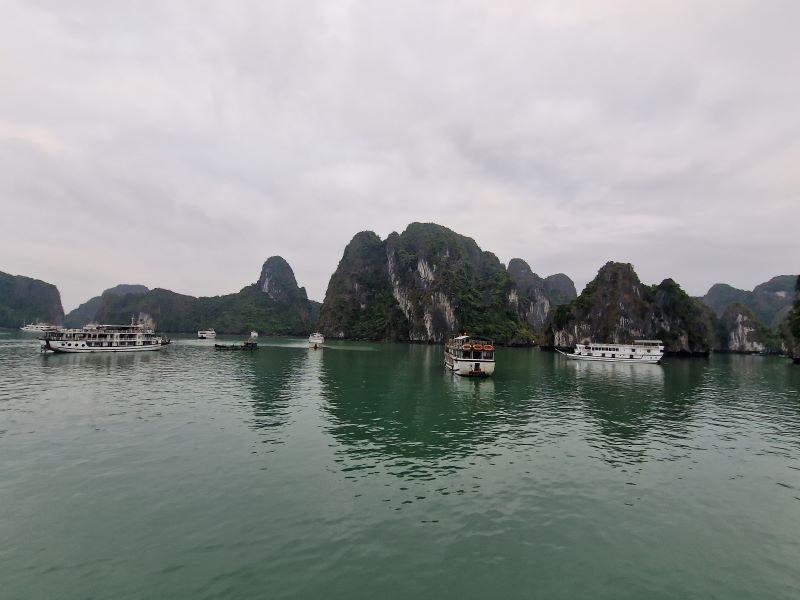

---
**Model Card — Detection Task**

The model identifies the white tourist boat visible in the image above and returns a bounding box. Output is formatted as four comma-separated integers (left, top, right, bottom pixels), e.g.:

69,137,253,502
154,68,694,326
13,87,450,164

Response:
197,329,216,339
20,322,59,333
444,334,496,377
308,332,324,348
558,340,664,363
39,323,164,353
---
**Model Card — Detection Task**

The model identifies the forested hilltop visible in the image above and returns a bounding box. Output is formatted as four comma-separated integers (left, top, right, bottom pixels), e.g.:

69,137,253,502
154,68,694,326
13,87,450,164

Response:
67,257,319,335
318,223,574,344
551,262,717,355
782,276,800,363
65,284,150,328
0,271,64,327
700,275,797,328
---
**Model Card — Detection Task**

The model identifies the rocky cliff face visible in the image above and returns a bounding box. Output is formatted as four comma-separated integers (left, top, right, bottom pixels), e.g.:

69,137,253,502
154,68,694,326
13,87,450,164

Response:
551,262,715,354
318,223,529,343
0,271,64,327
65,284,149,327
716,304,780,353
701,275,797,328
257,256,316,323
90,257,317,334
782,276,800,363
507,258,576,331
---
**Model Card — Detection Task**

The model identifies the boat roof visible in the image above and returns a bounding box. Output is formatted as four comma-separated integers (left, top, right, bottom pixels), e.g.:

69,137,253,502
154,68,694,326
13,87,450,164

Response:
581,339,663,345
452,334,492,341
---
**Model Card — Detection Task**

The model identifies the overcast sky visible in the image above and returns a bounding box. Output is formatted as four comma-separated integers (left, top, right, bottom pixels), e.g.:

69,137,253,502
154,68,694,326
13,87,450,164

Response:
1,0,798,311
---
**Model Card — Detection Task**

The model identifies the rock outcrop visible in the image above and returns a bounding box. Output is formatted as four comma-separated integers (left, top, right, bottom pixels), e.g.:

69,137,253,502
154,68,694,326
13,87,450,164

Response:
551,262,715,354
318,223,530,343
0,270,64,327
716,304,781,353
701,275,797,329
781,276,800,363
65,284,149,327
84,257,318,334
506,258,576,331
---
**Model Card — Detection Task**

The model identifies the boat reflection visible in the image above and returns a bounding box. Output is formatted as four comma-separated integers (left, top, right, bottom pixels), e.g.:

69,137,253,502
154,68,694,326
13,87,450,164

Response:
564,356,706,466
40,347,160,372
570,358,665,386
320,344,540,480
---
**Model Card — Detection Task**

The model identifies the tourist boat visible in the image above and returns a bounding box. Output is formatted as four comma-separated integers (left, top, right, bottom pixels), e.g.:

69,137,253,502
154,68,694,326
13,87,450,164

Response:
39,322,164,353
20,322,59,333
444,334,496,377
308,332,324,348
557,340,664,363
197,329,216,339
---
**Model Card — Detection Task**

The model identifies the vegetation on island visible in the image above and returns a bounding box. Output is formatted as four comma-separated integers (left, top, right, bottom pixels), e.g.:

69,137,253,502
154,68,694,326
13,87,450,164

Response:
71,257,319,335
318,223,540,344
64,284,149,328
700,275,797,328
0,271,64,327
782,276,800,361
551,262,715,354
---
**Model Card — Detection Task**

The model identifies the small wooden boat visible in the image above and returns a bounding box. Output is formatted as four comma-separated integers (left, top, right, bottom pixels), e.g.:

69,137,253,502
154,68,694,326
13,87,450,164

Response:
214,331,259,351
214,341,258,351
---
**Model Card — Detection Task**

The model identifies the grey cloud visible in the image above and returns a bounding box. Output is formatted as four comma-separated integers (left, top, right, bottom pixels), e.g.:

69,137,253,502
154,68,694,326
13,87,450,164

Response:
1,0,798,310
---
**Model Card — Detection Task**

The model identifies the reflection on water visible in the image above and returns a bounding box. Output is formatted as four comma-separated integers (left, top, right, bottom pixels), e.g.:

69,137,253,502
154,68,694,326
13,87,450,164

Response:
3,338,800,600
569,358,665,386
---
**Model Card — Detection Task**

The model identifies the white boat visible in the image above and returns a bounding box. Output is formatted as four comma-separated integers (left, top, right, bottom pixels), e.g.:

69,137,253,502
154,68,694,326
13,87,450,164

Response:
250,330,258,339
39,323,163,353
558,340,664,363
444,334,496,377
20,322,59,333
198,329,216,339
308,332,324,348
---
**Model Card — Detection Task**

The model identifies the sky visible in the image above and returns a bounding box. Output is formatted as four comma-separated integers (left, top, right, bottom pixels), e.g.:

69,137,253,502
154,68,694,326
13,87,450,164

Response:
1,0,798,311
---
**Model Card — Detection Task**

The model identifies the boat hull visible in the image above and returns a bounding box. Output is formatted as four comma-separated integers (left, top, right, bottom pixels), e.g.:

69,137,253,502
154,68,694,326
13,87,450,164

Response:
560,351,661,364
444,352,495,376
44,343,162,353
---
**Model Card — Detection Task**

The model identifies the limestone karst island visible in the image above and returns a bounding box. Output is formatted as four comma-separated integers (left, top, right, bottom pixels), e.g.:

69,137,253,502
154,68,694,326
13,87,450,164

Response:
3,223,799,360
4,2,800,598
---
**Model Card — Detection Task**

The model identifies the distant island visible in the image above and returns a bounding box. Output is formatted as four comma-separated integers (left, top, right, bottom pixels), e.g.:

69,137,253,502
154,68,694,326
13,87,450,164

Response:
1,222,798,361
0,271,64,327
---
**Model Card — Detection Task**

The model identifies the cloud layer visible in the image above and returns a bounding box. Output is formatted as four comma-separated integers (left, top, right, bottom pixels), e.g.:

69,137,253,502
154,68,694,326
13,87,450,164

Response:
2,0,798,310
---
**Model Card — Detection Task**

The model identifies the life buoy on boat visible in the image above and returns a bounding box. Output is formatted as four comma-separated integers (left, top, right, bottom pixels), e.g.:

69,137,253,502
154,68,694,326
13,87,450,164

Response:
472,344,484,351
483,345,494,351
462,344,472,350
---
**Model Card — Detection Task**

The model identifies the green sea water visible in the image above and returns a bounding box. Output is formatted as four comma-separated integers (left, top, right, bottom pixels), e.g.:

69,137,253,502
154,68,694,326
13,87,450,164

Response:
1,334,799,599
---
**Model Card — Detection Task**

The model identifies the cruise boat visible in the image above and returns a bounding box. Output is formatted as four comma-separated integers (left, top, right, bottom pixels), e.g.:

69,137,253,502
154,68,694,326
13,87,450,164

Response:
20,322,59,333
39,323,164,353
308,332,324,348
558,340,664,363
197,329,216,339
444,334,496,377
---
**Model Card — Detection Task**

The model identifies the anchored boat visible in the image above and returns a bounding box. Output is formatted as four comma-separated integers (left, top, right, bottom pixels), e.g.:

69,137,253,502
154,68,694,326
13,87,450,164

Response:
558,340,664,363
197,329,216,339
39,323,163,353
215,330,259,351
21,322,59,333
444,334,496,377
